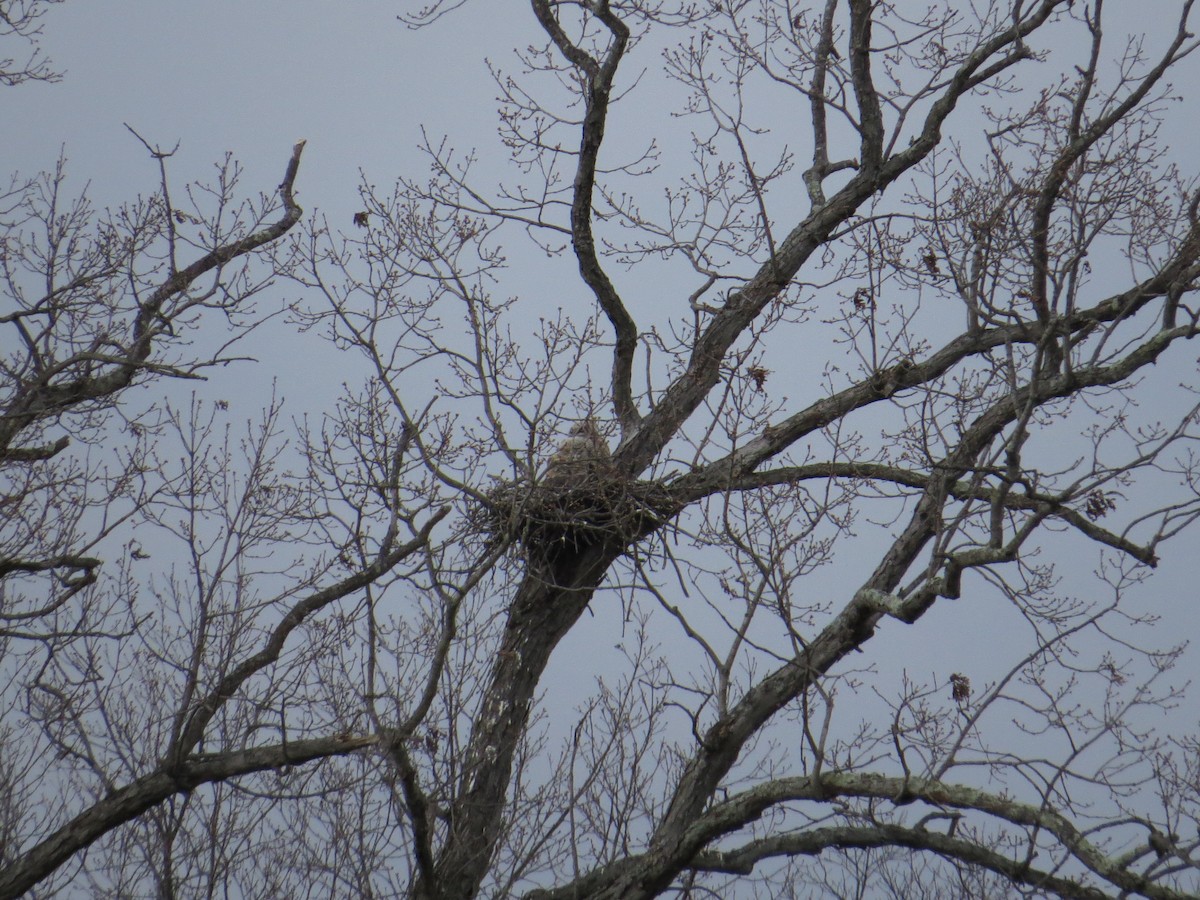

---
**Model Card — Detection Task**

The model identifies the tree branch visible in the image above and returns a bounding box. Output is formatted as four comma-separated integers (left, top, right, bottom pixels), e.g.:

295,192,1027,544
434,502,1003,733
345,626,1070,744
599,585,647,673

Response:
0,732,376,900
530,0,641,436
169,506,446,764
614,1,1063,476
0,139,307,455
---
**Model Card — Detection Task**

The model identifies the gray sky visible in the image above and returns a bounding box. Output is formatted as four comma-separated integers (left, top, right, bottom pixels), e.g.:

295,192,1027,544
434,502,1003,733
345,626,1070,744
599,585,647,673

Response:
4,3,532,226
4,2,548,418
8,0,1199,693
6,7,1200,890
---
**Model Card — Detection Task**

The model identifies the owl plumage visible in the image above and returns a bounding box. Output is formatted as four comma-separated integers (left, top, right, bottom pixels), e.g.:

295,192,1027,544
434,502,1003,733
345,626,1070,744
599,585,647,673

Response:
543,419,611,485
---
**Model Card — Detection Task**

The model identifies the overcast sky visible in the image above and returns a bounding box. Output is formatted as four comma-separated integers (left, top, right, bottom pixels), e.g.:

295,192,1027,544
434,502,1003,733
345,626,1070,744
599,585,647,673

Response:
7,0,1200,782
6,3,522,208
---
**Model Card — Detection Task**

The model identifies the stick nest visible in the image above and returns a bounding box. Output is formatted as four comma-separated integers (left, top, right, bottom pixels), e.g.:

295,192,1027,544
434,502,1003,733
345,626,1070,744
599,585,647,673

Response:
483,473,675,558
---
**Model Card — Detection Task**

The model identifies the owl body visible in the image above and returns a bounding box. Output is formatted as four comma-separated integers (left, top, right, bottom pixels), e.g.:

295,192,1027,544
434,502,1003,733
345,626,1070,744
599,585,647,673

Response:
543,420,611,485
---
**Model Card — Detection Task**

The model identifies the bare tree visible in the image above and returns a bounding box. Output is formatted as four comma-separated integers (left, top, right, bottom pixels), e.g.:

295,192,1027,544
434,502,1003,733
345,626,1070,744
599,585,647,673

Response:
5,1,1200,897
0,0,61,86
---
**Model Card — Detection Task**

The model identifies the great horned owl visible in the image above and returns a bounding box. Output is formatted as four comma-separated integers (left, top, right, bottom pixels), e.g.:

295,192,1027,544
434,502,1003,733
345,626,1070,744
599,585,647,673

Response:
543,419,611,485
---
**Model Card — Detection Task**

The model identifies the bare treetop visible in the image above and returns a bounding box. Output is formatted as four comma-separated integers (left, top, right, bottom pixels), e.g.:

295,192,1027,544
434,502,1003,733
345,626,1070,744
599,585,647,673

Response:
4,1,1200,898
0,0,62,85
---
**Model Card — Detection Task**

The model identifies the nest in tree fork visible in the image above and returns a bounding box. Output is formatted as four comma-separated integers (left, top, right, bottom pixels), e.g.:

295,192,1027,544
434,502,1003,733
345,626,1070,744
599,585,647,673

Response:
486,475,674,558
484,426,675,557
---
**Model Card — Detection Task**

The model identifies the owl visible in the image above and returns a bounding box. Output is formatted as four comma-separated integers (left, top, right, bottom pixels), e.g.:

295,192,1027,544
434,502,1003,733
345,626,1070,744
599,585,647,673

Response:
543,419,611,485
